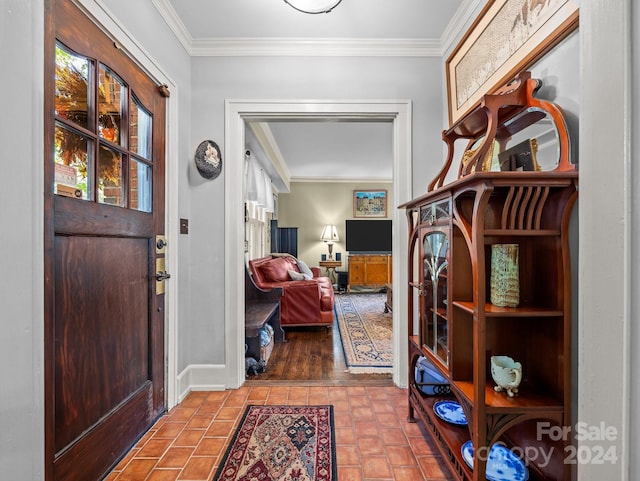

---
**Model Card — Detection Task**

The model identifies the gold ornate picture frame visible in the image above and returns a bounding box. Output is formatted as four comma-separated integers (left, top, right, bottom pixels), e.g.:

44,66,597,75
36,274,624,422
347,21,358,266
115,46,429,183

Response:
446,0,579,126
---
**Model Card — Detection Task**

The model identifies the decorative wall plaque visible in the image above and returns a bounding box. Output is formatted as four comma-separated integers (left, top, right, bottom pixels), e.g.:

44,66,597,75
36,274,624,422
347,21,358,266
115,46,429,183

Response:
194,140,222,180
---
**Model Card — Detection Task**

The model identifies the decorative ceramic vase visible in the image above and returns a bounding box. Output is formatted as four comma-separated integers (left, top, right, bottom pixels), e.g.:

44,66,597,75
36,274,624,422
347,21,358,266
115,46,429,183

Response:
490,244,519,307
491,355,522,397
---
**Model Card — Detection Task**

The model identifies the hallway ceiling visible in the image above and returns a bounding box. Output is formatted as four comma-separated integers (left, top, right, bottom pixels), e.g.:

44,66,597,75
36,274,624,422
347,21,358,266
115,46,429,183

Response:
165,0,464,41
162,0,468,186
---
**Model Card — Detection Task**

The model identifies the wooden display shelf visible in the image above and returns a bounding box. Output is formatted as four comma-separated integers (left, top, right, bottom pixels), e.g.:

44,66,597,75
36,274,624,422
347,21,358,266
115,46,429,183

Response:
453,301,563,317
484,229,561,237
409,339,561,481
404,72,576,481
453,381,564,413
408,386,473,481
502,420,567,481
409,384,553,481
428,306,448,318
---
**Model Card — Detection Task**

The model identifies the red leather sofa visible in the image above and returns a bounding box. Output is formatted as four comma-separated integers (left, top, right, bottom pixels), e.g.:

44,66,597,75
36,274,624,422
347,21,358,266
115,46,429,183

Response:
248,255,335,327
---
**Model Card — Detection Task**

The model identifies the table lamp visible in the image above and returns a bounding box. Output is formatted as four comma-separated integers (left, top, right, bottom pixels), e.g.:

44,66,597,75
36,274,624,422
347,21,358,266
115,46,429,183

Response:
320,225,339,260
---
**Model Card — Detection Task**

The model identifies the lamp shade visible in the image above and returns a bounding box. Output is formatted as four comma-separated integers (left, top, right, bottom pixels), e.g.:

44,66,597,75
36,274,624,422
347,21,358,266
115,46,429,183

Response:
284,0,342,14
320,225,339,243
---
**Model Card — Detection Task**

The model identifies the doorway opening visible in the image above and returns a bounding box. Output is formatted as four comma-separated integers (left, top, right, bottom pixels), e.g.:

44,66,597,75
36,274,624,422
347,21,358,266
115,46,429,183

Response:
224,100,412,389
244,120,394,382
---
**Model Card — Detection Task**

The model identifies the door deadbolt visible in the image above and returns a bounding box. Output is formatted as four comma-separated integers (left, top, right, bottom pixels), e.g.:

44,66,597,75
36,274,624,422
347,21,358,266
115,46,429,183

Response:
155,235,167,254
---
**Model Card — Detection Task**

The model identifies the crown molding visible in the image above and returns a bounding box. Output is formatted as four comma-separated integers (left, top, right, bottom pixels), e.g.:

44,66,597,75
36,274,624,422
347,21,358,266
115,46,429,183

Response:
153,0,476,58
191,37,441,57
440,0,484,57
152,0,193,55
291,176,392,183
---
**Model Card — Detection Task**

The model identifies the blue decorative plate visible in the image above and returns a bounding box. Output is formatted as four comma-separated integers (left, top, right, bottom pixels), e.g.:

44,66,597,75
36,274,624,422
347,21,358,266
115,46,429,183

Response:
433,400,467,426
461,441,529,481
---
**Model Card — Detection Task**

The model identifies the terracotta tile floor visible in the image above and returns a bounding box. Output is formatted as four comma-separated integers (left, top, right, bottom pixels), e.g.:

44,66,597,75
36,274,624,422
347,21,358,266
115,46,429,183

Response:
105,385,454,481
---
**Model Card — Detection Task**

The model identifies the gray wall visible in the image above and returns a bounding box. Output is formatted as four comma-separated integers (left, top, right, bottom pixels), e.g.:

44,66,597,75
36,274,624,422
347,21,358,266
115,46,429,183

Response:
190,54,445,367
0,1,44,479
632,0,640,474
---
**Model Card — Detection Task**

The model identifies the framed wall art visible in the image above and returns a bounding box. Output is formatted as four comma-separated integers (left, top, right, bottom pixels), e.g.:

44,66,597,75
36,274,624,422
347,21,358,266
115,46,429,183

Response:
353,190,387,218
446,0,579,126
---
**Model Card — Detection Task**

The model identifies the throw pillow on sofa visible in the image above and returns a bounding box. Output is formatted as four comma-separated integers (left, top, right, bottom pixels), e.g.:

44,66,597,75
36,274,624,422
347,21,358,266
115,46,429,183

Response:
288,269,306,281
260,256,299,282
296,259,314,279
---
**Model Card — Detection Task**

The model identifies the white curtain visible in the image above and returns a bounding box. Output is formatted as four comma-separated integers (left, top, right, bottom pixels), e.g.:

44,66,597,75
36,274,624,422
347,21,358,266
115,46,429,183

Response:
244,151,274,258
245,151,264,204
262,169,274,212
245,150,274,212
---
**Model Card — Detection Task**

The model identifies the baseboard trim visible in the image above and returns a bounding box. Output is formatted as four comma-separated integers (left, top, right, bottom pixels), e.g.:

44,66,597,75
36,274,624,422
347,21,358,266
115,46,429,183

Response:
177,364,228,403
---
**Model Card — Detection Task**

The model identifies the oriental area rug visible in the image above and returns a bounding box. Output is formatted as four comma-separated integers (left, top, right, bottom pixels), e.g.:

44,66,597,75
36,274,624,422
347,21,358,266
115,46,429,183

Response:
335,292,393,374
212,405,336,481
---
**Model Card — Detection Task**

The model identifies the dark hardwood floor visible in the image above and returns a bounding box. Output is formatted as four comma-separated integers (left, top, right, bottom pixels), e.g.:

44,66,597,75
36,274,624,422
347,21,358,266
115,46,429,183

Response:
245,304,393,386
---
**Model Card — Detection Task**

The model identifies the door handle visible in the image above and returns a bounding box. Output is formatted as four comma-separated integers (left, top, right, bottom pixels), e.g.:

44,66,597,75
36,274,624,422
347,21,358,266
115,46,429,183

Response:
155,257,170,294
156,271,171,282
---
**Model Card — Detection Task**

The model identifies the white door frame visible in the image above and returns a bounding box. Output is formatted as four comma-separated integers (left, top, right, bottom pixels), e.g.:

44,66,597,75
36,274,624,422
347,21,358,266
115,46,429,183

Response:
224,100,412,388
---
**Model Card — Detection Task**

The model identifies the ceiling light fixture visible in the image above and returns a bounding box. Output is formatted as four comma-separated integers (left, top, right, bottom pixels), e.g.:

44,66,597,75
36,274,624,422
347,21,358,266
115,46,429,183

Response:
284,0,342,14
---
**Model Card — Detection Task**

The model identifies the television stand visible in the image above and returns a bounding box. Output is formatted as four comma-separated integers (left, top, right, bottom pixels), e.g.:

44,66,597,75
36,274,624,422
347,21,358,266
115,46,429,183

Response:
347,254,392,293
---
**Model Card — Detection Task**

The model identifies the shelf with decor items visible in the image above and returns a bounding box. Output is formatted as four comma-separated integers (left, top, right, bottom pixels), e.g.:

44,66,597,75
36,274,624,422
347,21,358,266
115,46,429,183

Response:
401,72,578,481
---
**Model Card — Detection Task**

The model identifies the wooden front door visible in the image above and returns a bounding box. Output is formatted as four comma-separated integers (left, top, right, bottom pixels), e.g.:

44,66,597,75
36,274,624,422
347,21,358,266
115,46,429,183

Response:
44,1,167,480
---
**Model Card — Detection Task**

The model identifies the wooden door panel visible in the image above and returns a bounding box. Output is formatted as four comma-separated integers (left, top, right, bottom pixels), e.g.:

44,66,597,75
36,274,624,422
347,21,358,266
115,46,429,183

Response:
53,387,153,481
45,2,167,480
54,196,153,236
54,235,150,452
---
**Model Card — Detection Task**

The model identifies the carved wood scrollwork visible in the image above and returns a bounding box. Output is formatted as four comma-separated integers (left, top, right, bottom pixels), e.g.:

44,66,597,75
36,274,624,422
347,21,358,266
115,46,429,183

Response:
485,411,564,447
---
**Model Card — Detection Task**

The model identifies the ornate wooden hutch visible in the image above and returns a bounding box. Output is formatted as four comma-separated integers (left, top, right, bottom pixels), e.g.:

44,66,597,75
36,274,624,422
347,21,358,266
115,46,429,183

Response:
401,72,578,481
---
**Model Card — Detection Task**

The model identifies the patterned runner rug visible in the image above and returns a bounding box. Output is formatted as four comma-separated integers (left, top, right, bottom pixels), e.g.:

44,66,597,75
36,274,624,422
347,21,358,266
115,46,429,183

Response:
212,405,336,481
335,293,393,373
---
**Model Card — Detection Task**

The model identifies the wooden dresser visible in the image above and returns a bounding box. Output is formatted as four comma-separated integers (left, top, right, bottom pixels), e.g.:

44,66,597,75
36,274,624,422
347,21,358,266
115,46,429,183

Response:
347,254,391,292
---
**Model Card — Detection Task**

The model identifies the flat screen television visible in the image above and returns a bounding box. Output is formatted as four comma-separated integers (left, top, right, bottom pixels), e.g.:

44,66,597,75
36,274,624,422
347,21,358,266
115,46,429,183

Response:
345,219,392,253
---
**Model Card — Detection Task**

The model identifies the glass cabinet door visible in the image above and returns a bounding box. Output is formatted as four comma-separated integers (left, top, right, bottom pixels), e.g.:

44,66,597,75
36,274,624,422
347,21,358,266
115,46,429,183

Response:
421,229,449,365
